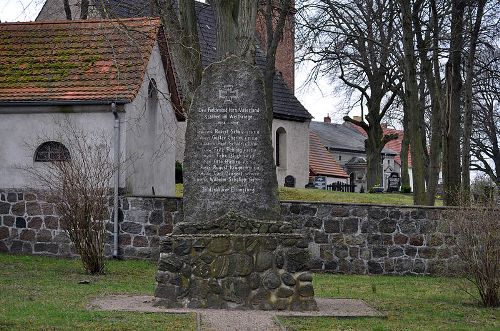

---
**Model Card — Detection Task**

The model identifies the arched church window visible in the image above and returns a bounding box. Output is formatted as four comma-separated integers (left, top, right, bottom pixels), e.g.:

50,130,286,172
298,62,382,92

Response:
276,127,287,168
34,141,70,162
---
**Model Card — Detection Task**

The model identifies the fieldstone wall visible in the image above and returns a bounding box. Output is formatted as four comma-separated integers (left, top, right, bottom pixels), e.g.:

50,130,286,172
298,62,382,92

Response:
0,189,463,276
0,189,181,259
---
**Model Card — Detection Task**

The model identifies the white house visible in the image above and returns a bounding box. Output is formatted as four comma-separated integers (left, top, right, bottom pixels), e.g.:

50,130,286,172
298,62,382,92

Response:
0,18,179,196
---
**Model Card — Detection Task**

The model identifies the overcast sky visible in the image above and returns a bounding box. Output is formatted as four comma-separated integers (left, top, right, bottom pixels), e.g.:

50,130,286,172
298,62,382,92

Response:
0,0,346,123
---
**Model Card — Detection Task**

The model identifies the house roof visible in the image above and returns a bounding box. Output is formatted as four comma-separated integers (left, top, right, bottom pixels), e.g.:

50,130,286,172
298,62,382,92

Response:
346,122,412,167
310,121,397,156
90,0,313,121
309,132,349,178
0,17,161,103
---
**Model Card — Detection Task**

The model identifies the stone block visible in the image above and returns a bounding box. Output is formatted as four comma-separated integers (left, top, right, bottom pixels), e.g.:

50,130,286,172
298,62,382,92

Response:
133,236,149,247
417,247,436,259
324,219,340,233
379,218,397,233
0,201,10,214
19,229,35,241
44,216,59,230
15,217,26,228
342,218,359,233
121,222,142,234
36,229,52,242
26,202,42,216
368,208,387,220
149,210,164,225
330,206,349,217
409,235,424,246
3,216,15,226
0,226,9,240
12,202,25,216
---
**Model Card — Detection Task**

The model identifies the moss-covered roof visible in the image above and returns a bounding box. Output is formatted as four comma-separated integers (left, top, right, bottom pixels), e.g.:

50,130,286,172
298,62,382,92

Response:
0,17,161,103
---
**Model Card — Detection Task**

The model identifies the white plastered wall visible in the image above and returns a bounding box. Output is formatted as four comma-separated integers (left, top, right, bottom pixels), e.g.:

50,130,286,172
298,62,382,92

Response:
271,119,310,188
124,42,177,196
0,110,123,189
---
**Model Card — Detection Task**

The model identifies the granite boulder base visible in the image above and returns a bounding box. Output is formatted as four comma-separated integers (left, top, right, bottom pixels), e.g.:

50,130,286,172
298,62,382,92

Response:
154,56,317,311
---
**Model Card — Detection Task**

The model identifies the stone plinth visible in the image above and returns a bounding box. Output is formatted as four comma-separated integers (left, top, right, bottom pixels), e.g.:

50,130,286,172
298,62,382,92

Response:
154,232,317,311
155,57,317,310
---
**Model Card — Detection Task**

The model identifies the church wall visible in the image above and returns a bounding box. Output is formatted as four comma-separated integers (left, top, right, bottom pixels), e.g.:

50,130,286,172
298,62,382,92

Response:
272,119,310,188
0,109,123,189
124,43,177,196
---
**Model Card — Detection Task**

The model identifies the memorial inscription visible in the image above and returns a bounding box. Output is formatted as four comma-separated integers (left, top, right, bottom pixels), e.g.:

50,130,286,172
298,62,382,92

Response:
183,56,280,223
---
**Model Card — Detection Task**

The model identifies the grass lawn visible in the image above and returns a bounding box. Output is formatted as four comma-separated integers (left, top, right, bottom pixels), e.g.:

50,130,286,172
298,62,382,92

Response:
279,274,500,331
2,255,497,331
176,184,439,206
0,254,195,330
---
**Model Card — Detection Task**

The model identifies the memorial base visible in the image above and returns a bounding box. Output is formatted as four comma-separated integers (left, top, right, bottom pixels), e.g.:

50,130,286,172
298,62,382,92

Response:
154,233,318,311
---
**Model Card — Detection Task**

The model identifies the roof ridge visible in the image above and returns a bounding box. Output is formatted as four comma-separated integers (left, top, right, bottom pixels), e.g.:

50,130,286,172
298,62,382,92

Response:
0,16,161,26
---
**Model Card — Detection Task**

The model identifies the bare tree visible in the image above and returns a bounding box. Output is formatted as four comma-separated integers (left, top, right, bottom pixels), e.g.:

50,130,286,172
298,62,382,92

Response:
442,0,466,205
24,121,119,274
471,49,500,186
297,0,401,190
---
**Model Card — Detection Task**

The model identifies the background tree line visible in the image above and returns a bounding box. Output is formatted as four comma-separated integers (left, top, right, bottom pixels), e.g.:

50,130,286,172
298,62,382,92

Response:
296,0,500,206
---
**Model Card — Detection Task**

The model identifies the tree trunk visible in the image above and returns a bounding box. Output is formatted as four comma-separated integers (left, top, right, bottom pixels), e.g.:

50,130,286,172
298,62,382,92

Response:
262,0,293,125
80,0,89,19
154,0,203,113
401,110,411,190
401,0,426,205
462,0,487,193
63,0,72,20
426,0,444,206
443,0,465,205
211,0,257,62
365,107,384,190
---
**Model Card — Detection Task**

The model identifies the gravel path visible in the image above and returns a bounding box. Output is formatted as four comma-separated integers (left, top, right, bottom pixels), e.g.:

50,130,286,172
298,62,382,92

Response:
90,295,382,330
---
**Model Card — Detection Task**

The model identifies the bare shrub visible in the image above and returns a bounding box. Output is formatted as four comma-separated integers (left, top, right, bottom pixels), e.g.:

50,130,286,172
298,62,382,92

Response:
448,200,500,307
25,121,117,274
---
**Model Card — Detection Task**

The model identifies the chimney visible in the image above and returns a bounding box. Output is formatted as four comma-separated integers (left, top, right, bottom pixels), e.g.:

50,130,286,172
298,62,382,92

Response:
324,114,331,123
352,116,362,122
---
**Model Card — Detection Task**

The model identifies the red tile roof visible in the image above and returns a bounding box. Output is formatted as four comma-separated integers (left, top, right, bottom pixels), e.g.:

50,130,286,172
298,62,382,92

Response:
346,122,412,168
309,132,349,178
0,17,161,103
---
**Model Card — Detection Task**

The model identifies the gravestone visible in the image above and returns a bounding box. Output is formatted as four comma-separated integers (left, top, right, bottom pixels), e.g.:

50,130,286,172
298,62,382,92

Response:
284,175,296,188
387,172,401,192
154,56,317,311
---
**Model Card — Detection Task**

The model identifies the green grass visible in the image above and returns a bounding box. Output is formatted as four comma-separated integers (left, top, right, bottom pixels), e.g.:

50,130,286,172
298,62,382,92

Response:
4,255,496,330
280,274,500,331
175,184,437,206
0,254,195,330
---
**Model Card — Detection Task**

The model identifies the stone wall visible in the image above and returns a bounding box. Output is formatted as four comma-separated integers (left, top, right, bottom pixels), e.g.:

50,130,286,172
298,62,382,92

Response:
0,189,462,275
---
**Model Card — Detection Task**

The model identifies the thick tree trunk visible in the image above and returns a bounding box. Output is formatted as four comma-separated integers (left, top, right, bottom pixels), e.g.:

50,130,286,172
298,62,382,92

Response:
401,0,426,205
462,0,487,193
443,0,465,205
263,0,293,126
211,0,257,62
365,106,384,190
426,0,444,206
80,0,89,19
63,0,72,20
154,0,203,113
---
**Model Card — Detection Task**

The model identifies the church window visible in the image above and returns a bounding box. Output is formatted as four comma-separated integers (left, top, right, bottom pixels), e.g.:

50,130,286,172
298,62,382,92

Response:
276,127,287,168
34,141,70,162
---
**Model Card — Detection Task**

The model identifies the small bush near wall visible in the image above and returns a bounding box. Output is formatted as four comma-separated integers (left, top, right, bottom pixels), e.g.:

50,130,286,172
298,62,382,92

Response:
448,203,500,307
